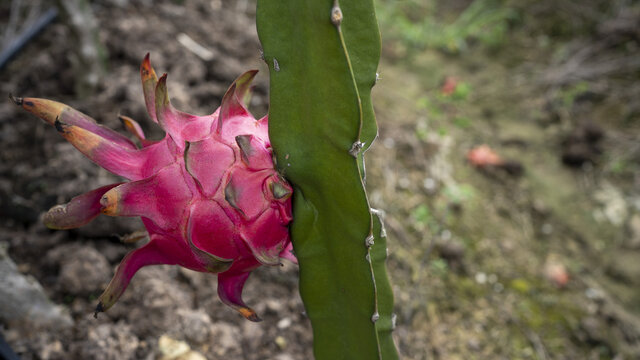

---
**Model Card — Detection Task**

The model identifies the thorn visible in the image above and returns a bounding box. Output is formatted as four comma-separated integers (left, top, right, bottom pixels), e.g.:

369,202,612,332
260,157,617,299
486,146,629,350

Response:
365,234,375,248
331,0,343,26
349,141,364,157
371,311,379,323
8,93,22,105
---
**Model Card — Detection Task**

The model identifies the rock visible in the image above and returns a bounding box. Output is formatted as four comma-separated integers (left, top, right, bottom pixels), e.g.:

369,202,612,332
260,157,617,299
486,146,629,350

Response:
625,214,640,249
561,120,604,168
209,322,241,357
56,245,111,294
274,335,287,350
76,322,139,360
175,308,213,344
435,238,466,272
277,317,292,330
38,340,64,360
580,316,605,345
436,239,465,262
241,318,266,353
157,335,206,360
274,354,295,360
0,243,73,330
593,182,628,226
112,267,194,336
158,335,190,359
605,250,640,285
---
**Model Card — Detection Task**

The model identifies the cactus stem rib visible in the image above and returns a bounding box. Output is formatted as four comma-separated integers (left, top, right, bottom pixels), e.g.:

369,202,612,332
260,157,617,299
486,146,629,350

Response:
332,0,382,357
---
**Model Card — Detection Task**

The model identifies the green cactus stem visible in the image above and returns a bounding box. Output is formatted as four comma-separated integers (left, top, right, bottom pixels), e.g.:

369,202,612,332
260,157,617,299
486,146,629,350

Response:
257,1,398,359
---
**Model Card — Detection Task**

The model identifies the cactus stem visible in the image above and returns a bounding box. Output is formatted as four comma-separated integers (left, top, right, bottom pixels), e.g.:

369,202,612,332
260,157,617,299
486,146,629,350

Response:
371,208,387,238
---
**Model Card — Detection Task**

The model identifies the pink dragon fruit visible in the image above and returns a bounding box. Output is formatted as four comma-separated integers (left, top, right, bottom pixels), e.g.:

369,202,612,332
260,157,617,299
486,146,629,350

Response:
12,54,294,322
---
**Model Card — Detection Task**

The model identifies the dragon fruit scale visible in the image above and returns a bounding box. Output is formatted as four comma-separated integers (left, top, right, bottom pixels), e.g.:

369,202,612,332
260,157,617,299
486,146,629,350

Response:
12,54,295,322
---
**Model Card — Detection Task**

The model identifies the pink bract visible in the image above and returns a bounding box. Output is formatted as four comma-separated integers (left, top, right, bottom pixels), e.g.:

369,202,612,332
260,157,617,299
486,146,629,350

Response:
14,54,295,322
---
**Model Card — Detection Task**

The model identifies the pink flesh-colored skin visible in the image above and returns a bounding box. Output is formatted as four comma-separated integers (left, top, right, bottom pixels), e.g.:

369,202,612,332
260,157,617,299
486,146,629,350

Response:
185,136,235,197
25,56,294,321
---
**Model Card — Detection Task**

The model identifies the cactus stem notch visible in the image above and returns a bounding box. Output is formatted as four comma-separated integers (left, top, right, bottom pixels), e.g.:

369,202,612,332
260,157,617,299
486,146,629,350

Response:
371,311,379,323
349,140,364,157
365,235,375,248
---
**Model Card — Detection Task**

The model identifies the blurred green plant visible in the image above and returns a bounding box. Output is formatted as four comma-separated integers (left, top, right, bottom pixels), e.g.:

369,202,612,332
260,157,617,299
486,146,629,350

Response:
449,82,472,101
443,183,475,205
377,0,517,54
453,116,471,128
560,81,590,108
430,258,449,277
412,204,437,230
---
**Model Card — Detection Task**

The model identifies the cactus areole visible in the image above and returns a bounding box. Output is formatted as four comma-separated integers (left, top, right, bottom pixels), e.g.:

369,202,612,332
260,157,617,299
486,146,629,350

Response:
12,54,295,322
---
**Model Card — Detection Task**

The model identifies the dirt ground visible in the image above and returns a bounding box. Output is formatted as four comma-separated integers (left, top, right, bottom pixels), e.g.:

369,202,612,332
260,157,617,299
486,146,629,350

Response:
1,0,640,359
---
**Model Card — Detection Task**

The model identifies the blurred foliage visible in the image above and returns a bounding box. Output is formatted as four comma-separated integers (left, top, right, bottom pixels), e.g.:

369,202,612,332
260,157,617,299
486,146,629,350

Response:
376,0,517,54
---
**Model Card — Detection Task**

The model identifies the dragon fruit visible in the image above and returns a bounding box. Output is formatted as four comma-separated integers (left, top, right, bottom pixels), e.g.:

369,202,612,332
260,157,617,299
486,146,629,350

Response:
12,54,294,322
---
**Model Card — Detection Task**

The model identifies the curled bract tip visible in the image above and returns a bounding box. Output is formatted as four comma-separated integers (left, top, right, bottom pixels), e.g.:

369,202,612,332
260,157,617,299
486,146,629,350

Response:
240,308,262,322
93,302,104,319
100,190,119,215
141,53,155,78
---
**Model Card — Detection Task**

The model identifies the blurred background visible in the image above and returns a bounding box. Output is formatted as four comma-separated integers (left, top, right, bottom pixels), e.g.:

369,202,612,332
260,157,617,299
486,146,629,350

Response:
0,0,639,359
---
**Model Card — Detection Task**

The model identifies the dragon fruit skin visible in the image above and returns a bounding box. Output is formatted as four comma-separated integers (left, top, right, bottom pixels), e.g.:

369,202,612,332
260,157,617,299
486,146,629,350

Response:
13,54,295,322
